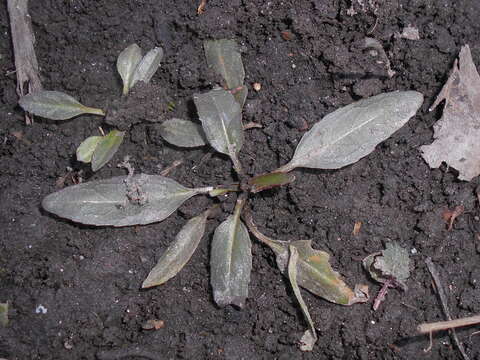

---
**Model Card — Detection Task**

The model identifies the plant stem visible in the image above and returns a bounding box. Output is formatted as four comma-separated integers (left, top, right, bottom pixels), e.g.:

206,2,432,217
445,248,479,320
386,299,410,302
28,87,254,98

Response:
418,315,480,334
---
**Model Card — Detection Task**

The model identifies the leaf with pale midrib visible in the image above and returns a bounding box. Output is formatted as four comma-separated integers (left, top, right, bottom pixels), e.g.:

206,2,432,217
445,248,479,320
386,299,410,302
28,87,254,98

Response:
210,209,252,308
18,90,105,120
142,209,210,288
277,91,424,172
42,174,204,227
117,43,142,95
194,88,244,158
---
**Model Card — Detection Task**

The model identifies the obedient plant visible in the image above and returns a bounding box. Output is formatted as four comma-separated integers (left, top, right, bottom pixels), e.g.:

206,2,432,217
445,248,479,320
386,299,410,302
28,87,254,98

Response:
39,39,424,350
18,44,164,171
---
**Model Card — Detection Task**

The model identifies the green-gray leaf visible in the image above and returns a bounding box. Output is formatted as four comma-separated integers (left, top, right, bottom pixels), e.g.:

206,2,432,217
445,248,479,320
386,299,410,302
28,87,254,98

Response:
156,118,207,147
131,47,164,87
363,242,410,288
194,88,244,158
210,205,252,308
18,90,105,120
277,91,424,172
42,174,208,226
91,130,125,171
204,39,245,89
76,136,102,163
288,246,317,351
142,209,210,288
117,43,142,95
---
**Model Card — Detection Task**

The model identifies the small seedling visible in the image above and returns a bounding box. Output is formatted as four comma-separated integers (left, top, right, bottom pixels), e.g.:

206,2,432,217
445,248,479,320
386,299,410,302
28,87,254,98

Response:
39,39,423,350
18,44,164,171
363,242,411,311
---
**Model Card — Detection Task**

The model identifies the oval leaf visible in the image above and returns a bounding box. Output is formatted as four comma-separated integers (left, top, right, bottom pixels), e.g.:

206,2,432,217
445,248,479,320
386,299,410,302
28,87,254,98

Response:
204,39,245,90
42,174,204,226
157,118,207,147
76,136,102,163
277,91,424,172
142,209,210,288
91,130,125,171
210,205,252,308
117,43,142,95
18,90,105,120
194,88,244,158
131,47,164,87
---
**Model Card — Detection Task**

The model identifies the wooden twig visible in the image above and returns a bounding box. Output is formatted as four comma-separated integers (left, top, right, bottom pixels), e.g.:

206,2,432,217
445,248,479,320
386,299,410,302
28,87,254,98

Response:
418,315,480,334
424,257,470,360
7,0,42,124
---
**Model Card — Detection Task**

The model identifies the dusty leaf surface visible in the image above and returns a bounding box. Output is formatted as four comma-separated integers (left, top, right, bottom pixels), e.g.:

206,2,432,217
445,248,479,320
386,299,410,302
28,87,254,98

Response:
421,45,480,181
210,204,252,308
277,91,423,172
142,209,210,288
42,174,203,227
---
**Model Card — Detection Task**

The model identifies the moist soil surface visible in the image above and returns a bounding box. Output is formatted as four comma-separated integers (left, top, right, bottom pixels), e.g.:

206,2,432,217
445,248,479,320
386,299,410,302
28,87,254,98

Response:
1,1,480,359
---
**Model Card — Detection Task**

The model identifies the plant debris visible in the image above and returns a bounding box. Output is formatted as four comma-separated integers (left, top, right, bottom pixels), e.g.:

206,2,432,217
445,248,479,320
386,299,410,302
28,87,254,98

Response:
363,242,410,310
442,205,465,231
421,45,480,181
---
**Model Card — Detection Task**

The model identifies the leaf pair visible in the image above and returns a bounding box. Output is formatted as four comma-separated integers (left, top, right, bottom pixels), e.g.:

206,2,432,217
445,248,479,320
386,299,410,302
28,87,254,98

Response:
143,197,252,310
76,130,125,171
155,39,247,160
117,44,164,95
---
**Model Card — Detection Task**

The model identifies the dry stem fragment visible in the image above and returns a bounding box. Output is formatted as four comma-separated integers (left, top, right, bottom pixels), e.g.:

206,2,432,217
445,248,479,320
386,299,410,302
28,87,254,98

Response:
7,0,42,124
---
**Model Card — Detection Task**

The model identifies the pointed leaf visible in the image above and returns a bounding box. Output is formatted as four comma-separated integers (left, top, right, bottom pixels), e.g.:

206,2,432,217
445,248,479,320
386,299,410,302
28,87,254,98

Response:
288,246,317,351
42,174,207,226
156,118,207,147
204,39,245,89
91,130,125,171
142,209,210,288
18,90,105,120
76,136,102,163
131,47,164,87
249,172,296,193
117,43,142,95
194,88,244,158
210,202,252,308
277,91,424,172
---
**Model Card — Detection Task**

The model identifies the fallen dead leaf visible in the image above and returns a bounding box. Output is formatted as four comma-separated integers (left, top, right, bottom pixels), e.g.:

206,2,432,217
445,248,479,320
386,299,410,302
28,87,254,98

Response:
142,319,165,330
442,205,464,231
353,221,362,236
197,0,207,14
421,45,480,181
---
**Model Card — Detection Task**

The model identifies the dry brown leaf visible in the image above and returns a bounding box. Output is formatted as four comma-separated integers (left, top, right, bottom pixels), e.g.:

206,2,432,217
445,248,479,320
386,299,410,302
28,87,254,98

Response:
353,221,362,236
421,45,480,181
442,205,464,231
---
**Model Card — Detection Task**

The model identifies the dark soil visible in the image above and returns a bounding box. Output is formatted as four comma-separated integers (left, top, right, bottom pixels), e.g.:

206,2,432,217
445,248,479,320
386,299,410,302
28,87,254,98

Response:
1,0,480,359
